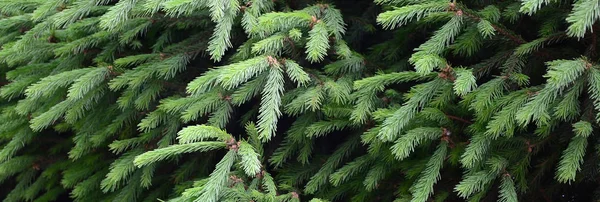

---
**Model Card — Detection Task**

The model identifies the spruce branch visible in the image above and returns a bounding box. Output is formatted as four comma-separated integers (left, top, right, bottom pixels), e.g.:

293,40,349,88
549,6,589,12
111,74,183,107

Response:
458,7,525,44
257,60,285,141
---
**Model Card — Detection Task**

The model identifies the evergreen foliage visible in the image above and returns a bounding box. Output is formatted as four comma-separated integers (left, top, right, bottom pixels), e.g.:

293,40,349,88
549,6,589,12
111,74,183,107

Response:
3,0,600,201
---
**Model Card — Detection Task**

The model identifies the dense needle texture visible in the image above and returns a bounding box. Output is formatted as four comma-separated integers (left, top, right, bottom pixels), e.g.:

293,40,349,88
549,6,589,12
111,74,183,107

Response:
2,0,600,201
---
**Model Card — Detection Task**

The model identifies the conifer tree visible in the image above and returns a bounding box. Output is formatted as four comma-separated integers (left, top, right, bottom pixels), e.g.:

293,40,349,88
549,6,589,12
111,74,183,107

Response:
3,0,600,201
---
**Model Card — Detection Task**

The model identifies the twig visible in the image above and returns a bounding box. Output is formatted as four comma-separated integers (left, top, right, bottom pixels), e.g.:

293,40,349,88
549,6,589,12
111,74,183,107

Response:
445,114,473,124
308,72,325,86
